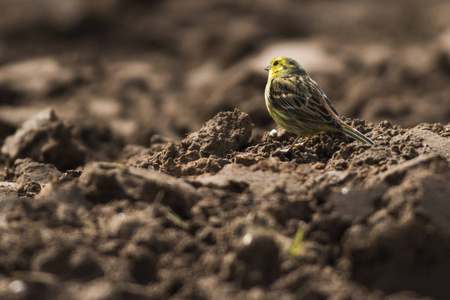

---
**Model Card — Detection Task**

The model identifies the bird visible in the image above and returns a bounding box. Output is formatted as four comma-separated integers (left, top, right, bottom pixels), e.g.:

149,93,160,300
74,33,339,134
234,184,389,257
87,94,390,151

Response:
264,56,374,151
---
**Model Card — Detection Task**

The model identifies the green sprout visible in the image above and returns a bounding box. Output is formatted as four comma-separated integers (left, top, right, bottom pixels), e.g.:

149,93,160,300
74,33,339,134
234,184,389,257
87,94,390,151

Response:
289,221,306,256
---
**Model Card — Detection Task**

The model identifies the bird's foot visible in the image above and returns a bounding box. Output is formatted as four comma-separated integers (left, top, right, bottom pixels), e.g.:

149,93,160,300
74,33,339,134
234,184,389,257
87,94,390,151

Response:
279,142,304,153
278,147,291,153
275,137,310,153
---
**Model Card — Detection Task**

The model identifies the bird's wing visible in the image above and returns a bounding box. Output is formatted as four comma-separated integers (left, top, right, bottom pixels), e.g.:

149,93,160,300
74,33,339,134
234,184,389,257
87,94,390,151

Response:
321,91,339,117
269,75,340,126
269,76,309,111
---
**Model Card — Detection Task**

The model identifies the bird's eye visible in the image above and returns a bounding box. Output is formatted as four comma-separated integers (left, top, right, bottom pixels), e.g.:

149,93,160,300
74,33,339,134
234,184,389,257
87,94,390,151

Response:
273,61,279,66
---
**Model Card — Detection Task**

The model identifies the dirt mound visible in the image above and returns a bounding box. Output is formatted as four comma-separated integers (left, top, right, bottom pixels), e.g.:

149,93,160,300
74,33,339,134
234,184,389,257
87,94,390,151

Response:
0,108,449,299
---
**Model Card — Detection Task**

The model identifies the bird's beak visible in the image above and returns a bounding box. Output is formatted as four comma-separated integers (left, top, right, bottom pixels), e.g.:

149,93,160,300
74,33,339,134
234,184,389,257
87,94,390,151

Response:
264,65,270,71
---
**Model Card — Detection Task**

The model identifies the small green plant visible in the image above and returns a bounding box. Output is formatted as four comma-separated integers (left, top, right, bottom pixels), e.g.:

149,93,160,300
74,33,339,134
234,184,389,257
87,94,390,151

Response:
289,221,306,256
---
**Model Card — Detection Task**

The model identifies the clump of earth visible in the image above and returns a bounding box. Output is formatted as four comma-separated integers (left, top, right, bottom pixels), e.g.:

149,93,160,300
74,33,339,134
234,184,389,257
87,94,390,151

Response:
0,107,449,300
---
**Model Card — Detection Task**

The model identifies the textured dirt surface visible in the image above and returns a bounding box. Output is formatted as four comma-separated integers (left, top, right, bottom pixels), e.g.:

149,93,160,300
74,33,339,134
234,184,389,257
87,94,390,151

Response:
1,1,450,300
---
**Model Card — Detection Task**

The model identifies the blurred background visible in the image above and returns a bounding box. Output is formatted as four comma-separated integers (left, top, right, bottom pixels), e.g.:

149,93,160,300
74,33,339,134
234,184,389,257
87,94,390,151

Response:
0,0,449,149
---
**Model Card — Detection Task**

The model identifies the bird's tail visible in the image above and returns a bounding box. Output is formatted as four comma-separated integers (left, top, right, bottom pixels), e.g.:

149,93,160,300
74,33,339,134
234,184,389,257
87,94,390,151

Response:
340,124,374,145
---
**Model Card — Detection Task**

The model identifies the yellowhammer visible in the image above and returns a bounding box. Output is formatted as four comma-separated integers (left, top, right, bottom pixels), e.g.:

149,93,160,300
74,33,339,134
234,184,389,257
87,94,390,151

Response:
265,56,374,150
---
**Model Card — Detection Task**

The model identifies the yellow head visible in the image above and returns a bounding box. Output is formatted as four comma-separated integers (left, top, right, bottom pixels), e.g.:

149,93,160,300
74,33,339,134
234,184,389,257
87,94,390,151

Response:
264,56,306,79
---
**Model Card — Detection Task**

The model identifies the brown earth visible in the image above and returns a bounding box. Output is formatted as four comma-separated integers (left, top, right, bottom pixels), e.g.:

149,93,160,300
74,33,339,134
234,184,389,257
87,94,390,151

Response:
0,0,450,299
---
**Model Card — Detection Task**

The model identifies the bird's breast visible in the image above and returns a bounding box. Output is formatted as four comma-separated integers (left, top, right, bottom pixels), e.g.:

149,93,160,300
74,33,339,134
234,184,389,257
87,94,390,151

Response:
264,79,275,106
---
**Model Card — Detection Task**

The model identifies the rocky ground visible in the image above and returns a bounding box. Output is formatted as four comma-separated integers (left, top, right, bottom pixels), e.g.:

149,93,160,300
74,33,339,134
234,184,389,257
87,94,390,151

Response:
0,0,450,299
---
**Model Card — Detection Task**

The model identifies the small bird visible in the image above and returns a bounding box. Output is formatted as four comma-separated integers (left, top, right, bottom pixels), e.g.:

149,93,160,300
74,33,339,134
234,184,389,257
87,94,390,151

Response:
264,56,374,150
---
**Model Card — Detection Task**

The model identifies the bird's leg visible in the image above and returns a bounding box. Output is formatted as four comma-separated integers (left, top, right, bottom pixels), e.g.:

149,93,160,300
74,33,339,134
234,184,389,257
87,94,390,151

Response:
279,137,310,153
287,136,300,152
280,136,302,153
